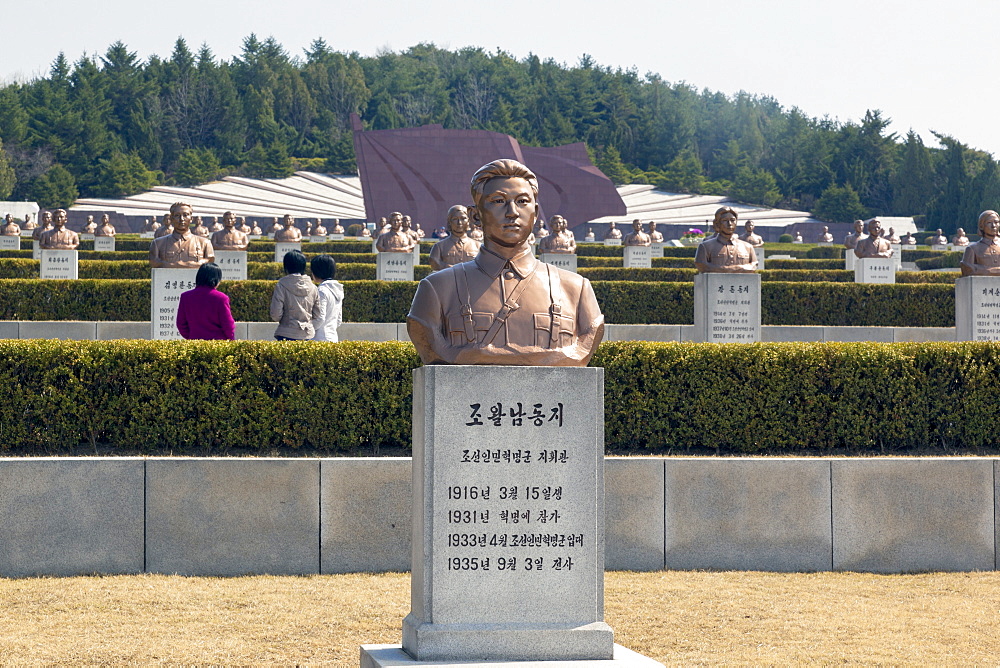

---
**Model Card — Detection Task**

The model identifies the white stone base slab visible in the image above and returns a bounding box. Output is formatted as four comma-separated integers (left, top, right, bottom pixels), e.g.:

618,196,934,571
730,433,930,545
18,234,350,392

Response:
215,250,248,281
622,246,651,269
378,251,415,281
360,643,663,667
692,273,761,342
854,257,895,284
540,253,578,272
274,241,302,263
40,249,78,279
95,236,115,251
955,275,1000,341
0,235,19,249
151,267,198,340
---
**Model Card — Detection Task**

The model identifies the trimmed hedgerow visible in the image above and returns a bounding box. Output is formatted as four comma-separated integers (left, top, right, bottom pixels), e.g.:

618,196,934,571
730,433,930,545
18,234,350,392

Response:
1,339,998,455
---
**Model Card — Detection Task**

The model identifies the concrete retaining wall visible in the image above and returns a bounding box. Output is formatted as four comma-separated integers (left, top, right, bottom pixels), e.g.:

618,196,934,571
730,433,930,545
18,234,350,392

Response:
1,456,996,577
0,322,957,342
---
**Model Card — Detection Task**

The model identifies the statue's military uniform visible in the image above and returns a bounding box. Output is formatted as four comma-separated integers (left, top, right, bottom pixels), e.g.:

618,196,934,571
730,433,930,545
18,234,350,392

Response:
149,231,214,267
429,235,481,270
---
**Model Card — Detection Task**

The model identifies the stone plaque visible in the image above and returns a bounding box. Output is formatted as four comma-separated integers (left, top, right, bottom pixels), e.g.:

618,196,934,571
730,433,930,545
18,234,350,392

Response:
151,268,198,340
329,233,345,241
413,243,422,265
377,252,415,281
757,252,765,270
845,253,856,271
140,232,155,239
539,253,578,273
693,273,762,343
891,243,902,269
80,233,95,241
20,228,33,237
817,241,832,246
623,246,651,269
273,242,302,263
603,238,621,247
32,240,40,260
854,257,895,284
650,242,664,259
39,250,78,280
403,365,612,663
0,235,20,250
931,244,948,252
94,236,115,252
902,244,917,250
310,235,327,243
248,234,262,240
955,276,1000,341
215,250,248,281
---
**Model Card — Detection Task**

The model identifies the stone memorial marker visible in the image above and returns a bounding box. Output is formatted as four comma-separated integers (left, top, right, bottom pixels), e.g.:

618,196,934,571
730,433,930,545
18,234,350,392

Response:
757,251,765,270
32,240,40,260
891,243,902,269
623,245,651,269
329,233,345,241
854,257,895,284
400,365,612,663
94,236,115,252
603,238,621,247
693,273,762,342
649,241,664,259
0,235,19,250
817,241,832,246
931,244,948,252
39,250,78,280
956,276,1000,340
151,268,198,340
215,250,248,281
539,253,578,273
845,252,857,271
377,251,415,281
140,232,155,239
19,228,33,237
310,235,327,243
274,242,302,263
80,233,95,241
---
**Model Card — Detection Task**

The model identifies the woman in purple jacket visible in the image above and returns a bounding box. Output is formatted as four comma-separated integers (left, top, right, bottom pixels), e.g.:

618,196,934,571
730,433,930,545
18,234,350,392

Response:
176,263,236,340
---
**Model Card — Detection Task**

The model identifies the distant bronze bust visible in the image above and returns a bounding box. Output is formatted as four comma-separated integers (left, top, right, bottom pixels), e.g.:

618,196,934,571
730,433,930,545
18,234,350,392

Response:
429,205,482,272
149,202,215,268
22,213,36,230
210,217,223,232
275,214,303,242
95,213,116,237
267,217,283,235
854,219,893,258
81,215,97,234
376,212,416,252
930,229,947,245
818,226,833,243
1,214,20,236
236,217,251,233
960,211,1000,276
403,215,421,246
538,215,576,254
332,219,344,234
191,216,211,238
952,228,970,246
648,221,663,243
605,222,622,240
844,220,866,249
313,219,327,236
407,159,604,366
32,211,53,241
143,217,161,232
884,228,901,244
624,219,651,246
39,209,80,249
740,220,764,247
694,207,758,273
211,211,250,250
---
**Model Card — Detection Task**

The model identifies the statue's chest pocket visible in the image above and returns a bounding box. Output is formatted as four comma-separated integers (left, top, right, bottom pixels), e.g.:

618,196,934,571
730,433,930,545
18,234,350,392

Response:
448,313,494,345
533,312,576,348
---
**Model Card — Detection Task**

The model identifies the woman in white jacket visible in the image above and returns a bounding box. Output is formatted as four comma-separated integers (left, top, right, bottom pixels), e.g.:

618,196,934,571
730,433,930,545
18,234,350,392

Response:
309,254,344,342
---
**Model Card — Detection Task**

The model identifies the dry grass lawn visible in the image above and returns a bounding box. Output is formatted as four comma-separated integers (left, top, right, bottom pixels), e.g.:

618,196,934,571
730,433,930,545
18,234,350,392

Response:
1,570,998,665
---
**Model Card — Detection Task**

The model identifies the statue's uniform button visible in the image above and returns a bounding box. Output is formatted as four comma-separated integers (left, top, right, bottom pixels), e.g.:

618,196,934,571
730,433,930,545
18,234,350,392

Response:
503,270,516,280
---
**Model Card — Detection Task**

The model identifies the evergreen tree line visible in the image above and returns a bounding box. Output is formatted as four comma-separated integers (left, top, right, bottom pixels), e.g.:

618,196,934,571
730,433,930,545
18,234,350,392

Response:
1,36,997,233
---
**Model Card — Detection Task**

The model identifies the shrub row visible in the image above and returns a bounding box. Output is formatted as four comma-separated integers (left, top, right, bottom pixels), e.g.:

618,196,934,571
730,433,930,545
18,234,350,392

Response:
1,339,998,455
0,279,958,326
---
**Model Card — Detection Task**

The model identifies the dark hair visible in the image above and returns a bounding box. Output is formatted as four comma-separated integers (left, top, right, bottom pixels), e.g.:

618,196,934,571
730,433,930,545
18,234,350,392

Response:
195,262,223,288
311,254,337,281
283,250,307,274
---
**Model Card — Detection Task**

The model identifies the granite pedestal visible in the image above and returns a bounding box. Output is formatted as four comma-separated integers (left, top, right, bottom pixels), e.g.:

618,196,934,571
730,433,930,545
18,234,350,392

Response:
854,257,895,284
622,246,651,269
401,365,614,663
215,250,248,281
540,253,578,273
95,235,115,251
0,235,19,249
378,251,415,281
955,275,1000,340
692,273,761,342
40,249,78,279
274,241,302,263
151,267,198,339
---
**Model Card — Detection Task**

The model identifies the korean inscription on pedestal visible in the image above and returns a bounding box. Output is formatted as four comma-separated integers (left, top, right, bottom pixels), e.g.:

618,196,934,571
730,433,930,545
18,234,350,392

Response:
214,250,248,281
693,273,762,343
151,268,198,340
39,250,78,280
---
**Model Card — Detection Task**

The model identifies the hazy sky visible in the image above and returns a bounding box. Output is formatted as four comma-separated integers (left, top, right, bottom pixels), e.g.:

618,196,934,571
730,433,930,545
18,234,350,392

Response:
4,0,998,155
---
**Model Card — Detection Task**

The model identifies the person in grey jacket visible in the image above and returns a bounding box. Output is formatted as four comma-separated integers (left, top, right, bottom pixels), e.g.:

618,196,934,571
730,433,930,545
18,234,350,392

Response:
270,250,320,340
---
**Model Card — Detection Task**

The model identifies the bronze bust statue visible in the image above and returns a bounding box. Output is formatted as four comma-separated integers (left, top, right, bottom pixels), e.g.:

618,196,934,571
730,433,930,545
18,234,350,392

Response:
623,219,651,246
605,221,622,240
884,227,901,244
694,207,758,273
191,216,211,238
854,219,893,258
403,215,421,245
429,205,482,271
1,213,20,236
376,212,416,252
32,211,53,241
332,219,344,234
211,211,250,250
648,221,663,243
96,213,116,237
39,209,80,249
81,215,97,234
407,159,604,366
740,220,764,247
275,214,302,242
930,228,947,245
149,202,215,268
844,220,866,249
313,219,327,236
538,215,576,254
952,228,970,246
22,213,36,230
210,216,223,232
142,216,161,232
819,226,834,243
960,211,1000,276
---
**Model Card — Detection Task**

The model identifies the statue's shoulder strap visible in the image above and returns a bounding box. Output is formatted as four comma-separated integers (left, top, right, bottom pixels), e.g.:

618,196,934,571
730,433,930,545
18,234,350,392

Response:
547,263,563,347
454,263,476,343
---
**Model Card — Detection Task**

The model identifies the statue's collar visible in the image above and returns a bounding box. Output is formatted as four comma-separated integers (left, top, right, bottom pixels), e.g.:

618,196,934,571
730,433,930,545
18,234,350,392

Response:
476,244,537,279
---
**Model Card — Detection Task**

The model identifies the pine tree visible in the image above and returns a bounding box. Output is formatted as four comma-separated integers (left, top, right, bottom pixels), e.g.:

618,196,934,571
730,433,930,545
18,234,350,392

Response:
28,164,78,208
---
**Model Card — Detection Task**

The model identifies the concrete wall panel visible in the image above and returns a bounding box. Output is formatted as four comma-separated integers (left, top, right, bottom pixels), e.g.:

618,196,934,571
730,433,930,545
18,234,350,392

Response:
605,458,665,570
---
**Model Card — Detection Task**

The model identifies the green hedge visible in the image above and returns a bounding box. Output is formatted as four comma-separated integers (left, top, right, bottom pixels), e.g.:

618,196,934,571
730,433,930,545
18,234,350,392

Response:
0,279,958,326
1,339,999,454
915,251,963,270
